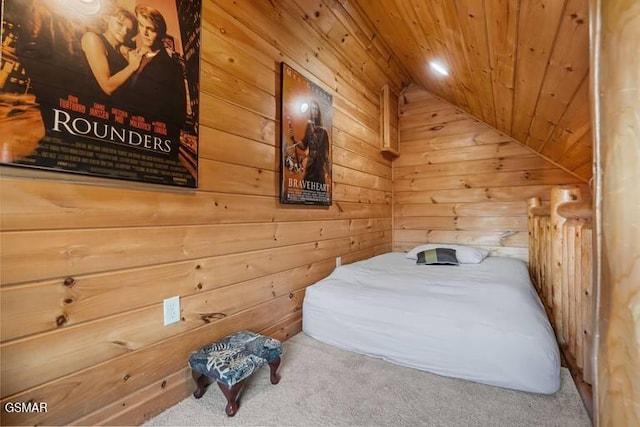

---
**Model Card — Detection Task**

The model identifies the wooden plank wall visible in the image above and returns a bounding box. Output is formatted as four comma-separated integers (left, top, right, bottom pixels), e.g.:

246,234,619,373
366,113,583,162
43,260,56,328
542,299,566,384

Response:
393,85,586,260
0,1,411,425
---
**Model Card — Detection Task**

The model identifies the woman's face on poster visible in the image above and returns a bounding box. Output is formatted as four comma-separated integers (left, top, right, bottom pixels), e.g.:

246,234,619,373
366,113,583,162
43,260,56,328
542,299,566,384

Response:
137,15,158,49
107,14,135,45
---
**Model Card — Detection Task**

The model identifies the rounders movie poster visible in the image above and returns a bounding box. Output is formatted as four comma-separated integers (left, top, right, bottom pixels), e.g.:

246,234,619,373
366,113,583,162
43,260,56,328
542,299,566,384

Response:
0,0,201,188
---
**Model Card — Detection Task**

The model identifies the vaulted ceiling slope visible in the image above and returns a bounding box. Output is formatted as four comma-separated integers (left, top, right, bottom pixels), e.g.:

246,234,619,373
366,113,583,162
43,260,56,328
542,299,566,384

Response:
347,0,592,181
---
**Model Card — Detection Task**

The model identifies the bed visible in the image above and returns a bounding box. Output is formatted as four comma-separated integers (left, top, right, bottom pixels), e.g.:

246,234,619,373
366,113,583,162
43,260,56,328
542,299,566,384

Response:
302,249,561,394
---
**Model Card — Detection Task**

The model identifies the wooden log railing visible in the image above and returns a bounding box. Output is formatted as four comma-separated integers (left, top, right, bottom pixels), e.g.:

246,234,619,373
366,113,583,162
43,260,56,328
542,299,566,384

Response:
527,185,593,386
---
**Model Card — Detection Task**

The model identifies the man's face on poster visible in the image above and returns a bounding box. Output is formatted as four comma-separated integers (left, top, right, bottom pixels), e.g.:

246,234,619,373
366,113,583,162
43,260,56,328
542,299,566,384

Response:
310,102,320,121
137,15,158,49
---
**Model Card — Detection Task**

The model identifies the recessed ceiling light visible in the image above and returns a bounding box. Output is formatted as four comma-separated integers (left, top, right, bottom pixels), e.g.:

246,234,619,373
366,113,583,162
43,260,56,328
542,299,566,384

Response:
430,61,449,77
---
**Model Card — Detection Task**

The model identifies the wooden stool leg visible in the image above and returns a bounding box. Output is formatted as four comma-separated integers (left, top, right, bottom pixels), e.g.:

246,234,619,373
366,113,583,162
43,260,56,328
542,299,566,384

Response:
269,357,281,385
191,370,211,399
217,380,246,417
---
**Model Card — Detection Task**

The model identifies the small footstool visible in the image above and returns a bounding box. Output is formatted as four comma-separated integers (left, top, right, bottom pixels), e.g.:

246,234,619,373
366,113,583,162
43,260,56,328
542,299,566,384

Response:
188,330,282,416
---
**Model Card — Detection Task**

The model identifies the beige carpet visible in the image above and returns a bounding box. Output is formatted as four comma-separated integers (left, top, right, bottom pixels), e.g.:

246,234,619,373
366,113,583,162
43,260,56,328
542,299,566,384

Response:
144,332,591,426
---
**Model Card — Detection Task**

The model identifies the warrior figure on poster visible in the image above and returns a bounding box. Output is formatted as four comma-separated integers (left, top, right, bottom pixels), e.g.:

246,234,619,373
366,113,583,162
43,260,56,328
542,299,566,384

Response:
286,100,330,187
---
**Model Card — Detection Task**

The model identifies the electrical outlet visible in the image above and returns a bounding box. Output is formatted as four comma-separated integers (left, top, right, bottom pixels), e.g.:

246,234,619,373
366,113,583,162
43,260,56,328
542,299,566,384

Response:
336,256,342,267
163,296,181,326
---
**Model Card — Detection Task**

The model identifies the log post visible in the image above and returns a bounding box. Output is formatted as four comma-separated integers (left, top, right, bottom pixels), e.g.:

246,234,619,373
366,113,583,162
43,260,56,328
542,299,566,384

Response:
580,224,593,385
550,185,584,345
527,197,541,290
592,0,640,423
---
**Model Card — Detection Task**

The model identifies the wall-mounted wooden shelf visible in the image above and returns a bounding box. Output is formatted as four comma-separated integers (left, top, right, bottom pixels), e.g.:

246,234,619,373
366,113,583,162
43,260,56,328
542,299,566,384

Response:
379,84,399,157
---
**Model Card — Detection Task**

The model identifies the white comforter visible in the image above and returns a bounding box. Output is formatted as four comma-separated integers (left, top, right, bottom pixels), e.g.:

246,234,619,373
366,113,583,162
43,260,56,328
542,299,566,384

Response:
302,252,561,394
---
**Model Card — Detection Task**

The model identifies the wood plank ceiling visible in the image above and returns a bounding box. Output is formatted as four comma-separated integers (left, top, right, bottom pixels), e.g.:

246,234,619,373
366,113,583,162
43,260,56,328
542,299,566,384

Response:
347,0,592,181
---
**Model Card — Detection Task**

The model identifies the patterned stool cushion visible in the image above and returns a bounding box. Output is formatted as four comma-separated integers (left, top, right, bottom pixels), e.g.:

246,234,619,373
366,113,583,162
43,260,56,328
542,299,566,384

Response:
188,331,282,387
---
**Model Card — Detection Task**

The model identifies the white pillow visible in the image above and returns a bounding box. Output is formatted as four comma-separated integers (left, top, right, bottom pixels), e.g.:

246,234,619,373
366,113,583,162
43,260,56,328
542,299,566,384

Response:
405,243,489,264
